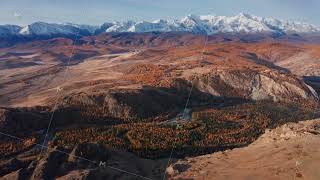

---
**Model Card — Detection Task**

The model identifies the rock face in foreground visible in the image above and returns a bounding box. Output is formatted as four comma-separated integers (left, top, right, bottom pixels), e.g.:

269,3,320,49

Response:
168,119,320,180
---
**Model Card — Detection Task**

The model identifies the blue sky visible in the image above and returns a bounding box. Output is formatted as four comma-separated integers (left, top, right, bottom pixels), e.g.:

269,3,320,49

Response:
0,0,319,26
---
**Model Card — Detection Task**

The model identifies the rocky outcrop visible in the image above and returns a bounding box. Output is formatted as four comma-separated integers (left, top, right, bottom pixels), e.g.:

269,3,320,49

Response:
193,69,318,103
31,147,67,180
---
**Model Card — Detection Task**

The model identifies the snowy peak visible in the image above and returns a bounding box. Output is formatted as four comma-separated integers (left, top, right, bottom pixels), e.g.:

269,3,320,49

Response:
199,13,274,33
18,22,96,36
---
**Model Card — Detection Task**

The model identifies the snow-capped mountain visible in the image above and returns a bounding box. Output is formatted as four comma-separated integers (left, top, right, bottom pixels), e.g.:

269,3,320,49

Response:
64,23,99,34
96,13,319,35
18,22,96,36
0,13,319,38
0,25,22,37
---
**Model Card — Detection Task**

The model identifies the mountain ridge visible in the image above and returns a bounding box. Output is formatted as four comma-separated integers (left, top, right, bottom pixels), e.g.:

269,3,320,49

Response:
0,13,319,38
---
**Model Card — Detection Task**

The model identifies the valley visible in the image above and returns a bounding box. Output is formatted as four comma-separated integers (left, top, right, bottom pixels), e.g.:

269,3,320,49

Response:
0,32,320,179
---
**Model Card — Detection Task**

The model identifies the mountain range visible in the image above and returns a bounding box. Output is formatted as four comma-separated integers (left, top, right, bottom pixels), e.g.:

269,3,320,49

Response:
0,13,319,38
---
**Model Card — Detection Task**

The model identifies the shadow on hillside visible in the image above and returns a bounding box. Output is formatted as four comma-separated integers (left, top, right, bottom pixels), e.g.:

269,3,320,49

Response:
242,52,290,73
304,76,320,95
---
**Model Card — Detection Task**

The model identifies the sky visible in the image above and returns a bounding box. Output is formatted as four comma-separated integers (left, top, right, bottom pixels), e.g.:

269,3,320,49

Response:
0,0,319,26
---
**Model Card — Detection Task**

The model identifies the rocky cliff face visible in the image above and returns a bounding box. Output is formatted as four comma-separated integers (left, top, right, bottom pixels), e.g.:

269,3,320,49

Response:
193,69,318,103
